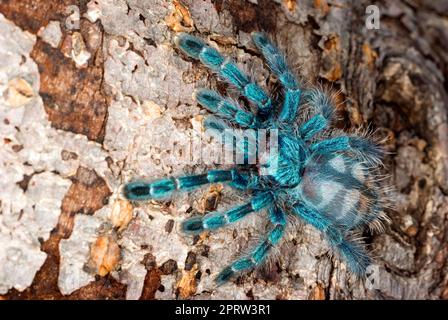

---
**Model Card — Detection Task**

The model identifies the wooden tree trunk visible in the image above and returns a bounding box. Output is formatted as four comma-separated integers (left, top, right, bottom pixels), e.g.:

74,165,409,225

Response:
0,0,447,299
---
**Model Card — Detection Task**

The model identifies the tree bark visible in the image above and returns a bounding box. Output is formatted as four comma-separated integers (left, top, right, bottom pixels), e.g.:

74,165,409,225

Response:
0,0,447,300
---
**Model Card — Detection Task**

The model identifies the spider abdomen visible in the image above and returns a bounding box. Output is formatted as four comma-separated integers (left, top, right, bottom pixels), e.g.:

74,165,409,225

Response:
298,154,378,229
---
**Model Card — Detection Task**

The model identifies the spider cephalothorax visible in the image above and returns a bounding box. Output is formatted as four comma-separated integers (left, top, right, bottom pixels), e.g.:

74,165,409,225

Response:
124,32,389,284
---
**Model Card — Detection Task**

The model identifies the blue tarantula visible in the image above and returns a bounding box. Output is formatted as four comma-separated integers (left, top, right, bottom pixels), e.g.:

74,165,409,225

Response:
124,32,388,284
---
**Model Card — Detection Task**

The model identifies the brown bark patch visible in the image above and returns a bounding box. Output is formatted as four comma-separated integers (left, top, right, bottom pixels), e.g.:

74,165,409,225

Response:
140,269,162,300
309,283,326,300
314,0,329,16
362,43,378,70
216,0,277,34
283,0,297,12
199,184,223,213
86,235,121,277
321,35,343,82
177,264,199,299
0,0,109,142
67,275,126,300
32,38,108,142
61,167,112,216
2,232,64,300
165,0,194,32
0,0,70,34
110,199,134,231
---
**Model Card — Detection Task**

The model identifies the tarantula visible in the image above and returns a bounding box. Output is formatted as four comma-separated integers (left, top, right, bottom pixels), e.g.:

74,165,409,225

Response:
124,32,388,284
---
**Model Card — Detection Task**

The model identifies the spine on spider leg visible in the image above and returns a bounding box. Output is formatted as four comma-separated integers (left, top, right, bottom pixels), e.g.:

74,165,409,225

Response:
215,206,286,284
194,89,258,128
181,192,273,234
251,32,301,121
174,33,272,115
124,170,236,201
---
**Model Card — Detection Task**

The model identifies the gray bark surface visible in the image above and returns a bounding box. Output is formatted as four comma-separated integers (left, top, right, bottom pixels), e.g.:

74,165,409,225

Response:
0,0,447,300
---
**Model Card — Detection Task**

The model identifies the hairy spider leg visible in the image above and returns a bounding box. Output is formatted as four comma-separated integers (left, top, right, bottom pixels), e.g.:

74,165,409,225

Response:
251,32,301,122
310,135,384,165
215,206,286,284
175,33,272,115
293,202,371,276
195,89,259,128
299,89,335,141
181,192,274,234
124,169,242,201
228,170,261,190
